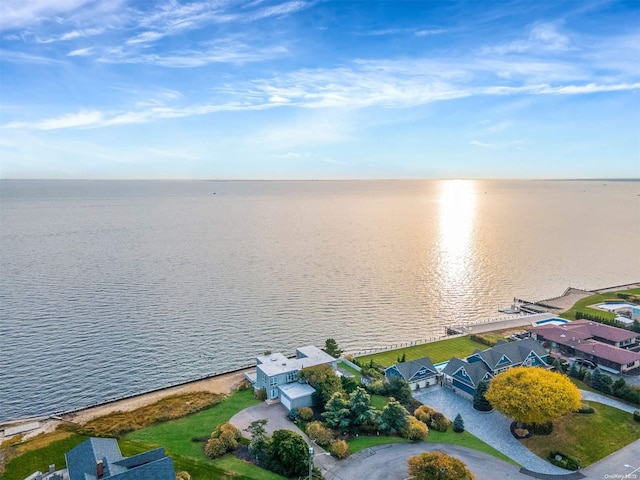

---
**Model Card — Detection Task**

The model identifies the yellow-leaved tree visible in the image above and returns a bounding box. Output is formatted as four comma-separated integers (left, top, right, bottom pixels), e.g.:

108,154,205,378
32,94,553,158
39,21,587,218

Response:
485,367,581,426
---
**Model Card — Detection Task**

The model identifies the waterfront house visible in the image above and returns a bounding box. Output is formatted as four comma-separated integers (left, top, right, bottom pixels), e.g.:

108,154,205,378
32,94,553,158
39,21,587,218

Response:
385,356,439,390
66,438,175,480
250,345,338,410
529,320,640,373
442,338,549,398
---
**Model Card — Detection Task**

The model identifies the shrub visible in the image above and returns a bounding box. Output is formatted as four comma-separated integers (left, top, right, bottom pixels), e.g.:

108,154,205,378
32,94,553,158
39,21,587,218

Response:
576,405,595,414
306,421,334,446
366,379,386,395
453,413,464,433
427,412,451,432
288,408,300,421
176,471,191,480
299,407,314,421
402,416,429,441
414,405,435,423
634,411,640,422
548,451,580,470
526,422,553,435
256,388,267,401
329,439,349,459
204,423,241,459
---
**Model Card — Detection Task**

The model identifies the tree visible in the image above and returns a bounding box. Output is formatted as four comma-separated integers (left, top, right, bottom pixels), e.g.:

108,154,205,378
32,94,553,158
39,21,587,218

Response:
322,392,351,430
306,421,334,446
341,375,358,394
324,338,343,358
269,429,310,478
386,377,413,405
472,380,492,412
377,397,409,434
299,365,344,408
245,419,271,466
407,451,475,480
348,387,377,430
453,413,464,433
485,367,581,427
204,423,241,459
568,362,579,378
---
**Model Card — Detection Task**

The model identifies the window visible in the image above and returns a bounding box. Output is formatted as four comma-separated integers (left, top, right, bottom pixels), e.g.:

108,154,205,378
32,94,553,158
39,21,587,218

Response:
270,377,277,386
286,372,297,383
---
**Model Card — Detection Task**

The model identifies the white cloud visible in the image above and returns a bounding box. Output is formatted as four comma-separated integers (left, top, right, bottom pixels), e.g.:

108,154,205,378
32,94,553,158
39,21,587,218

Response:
0,0,94,31
469,140,493,148
481,22,570,55
6,110,104,130
67,47,94,56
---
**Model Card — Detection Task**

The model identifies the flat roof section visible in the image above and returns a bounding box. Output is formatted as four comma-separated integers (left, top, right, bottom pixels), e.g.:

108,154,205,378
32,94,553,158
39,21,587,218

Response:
278,382,315,400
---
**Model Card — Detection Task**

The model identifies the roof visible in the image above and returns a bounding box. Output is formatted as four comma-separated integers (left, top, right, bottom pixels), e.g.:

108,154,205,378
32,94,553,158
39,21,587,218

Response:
442,357,492,388
66,438,175,480
530,320,638,343
257,345,335,377
471,338,548,371
278,382,316,400
385,356,437,382
574,340,640,366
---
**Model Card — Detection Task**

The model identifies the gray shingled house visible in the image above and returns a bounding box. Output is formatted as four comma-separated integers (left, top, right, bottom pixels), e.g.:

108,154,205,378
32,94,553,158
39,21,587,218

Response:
66,437,175,480
384,356,439,390
442,338,549,398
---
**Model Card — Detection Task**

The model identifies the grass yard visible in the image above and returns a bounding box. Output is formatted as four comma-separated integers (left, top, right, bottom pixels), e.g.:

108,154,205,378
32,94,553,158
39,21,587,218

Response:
521,401,640,466
425,429,518,466
346,429,517,465
1,434,88,480
125,388,259,461
357,336,486,367
370,394,389,410
338,361,362,384
347,435,410,453
560,288,640,321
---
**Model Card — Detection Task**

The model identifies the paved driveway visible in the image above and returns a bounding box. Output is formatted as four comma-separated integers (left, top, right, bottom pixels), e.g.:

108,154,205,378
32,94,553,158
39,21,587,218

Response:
229,402,337,472
413,386,567,475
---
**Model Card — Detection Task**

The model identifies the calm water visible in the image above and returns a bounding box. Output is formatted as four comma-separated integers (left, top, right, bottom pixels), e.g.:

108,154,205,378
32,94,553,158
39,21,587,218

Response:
1,179,639,421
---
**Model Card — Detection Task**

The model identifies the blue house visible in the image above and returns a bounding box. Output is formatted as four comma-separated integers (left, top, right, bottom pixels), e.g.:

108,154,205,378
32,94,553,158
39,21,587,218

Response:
66,437,175,480
442,338,549,398
385,356,439,390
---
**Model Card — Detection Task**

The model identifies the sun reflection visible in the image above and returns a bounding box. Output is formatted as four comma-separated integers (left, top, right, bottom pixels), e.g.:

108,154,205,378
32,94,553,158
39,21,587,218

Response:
438,180,476,287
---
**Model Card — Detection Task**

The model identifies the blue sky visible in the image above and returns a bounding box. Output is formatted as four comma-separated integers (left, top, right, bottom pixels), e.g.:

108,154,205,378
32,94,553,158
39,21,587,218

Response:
1,0,639,179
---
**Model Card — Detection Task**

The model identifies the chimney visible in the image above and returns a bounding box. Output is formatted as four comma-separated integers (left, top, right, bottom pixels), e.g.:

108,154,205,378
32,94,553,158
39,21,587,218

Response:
97,460,104,478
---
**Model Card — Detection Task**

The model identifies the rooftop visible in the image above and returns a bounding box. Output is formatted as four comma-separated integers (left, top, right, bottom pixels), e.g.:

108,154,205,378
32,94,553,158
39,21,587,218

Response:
574,340,640,366
278,382,316,400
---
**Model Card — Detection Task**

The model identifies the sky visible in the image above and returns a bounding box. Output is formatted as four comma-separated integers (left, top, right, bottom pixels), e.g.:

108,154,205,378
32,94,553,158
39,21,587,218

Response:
0,0,639,179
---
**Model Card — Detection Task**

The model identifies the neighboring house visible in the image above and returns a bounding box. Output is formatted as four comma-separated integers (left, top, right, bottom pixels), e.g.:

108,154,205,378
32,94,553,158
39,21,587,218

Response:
385,356,439,390
442,338,549,398
530,320,640,349
66,437,175,480
529,320,640,373
251,345,338,409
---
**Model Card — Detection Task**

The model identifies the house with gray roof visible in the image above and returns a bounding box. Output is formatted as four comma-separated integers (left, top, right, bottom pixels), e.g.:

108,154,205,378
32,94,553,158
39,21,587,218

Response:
251,345,338,410
385,356,439,390
442,338,549,398
66,437,175,480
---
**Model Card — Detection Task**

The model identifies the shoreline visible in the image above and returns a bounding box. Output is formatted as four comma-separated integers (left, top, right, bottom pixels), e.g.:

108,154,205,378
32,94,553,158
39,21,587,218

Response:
3,282,638,439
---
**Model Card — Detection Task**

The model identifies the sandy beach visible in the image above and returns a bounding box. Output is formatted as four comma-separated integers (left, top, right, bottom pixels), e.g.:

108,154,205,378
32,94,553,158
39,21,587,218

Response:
0,368,253,442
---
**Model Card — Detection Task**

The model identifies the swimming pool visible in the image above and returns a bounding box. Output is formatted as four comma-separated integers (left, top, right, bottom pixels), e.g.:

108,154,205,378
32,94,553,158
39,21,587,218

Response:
594,301,638,312
534,318,569,326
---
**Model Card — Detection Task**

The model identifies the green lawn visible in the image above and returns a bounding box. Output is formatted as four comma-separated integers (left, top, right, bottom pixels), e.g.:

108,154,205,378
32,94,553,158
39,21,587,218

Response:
346,429,517,465
126,388,259,461
370,394,389,410
425,429,517,466
347,435,411,453
2,434,88,480
521,401,640,466
357,336,486,367
338,361,362,384
560,288,640,321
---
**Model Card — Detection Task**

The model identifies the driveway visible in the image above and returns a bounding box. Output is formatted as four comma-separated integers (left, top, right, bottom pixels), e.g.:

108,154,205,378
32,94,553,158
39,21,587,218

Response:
229,401,337,473
413,386,568,475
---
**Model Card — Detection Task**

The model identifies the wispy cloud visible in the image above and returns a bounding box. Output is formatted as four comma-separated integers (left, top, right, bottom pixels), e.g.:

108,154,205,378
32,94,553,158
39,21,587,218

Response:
481,21,570,55
0,0,95,31
67,47,94,57
469,140,493,148
0,48,64,64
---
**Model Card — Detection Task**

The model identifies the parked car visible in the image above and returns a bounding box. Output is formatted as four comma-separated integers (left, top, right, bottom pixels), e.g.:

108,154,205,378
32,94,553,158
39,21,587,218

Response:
574,358,597,369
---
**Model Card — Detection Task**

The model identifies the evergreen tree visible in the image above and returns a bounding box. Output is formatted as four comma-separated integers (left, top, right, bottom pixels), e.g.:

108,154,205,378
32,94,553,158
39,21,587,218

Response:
348,387,377,430
401,353,406,362
591,368,603,391
583,370,592,386
323,338,343,358
453,413,464,433
322,392,351,431
568,362,579,378
473,380,492,411
599,373,613,395
377,398,409,434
